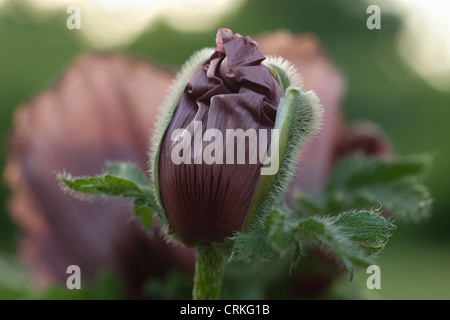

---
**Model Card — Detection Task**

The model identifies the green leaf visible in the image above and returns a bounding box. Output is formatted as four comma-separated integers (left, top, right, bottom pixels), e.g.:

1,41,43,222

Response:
300,155,433,221
59,162,158,229
107,162,150,190
289,243,302,274
295,210,395,280
134,200,155,230
106,162,158,208
335,210,395,254
230,228,272,262
60,162,156,204
59,174,142,198
264,209,295,251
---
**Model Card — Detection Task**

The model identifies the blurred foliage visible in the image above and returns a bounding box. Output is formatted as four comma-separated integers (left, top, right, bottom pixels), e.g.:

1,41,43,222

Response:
299,155,433,221
0,253,121,299
0,0,449,299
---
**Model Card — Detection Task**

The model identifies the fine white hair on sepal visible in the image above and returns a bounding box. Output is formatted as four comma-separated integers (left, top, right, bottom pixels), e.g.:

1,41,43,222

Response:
148,47,214,230
243,58,324,233
264,55,303,89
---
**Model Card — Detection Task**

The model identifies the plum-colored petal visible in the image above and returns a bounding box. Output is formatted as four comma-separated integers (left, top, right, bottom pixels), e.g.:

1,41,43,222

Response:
158,28,282,246
4,53,195,298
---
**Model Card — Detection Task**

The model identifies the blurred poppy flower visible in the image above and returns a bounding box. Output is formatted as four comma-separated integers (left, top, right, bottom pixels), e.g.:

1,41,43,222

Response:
4,54,194,298
4,31,391,298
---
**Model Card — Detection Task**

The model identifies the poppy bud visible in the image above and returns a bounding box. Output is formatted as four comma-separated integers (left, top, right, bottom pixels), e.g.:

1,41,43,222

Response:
151,28,322,247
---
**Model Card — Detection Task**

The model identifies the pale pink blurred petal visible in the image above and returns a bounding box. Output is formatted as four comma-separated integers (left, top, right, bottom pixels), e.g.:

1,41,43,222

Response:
4,53,195,298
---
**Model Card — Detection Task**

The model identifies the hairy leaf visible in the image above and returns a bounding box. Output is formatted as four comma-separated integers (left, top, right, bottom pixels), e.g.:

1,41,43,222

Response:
296,210,395,279
58,162,158,228
106,162,158,208
230,229,272,261
264,209,295,251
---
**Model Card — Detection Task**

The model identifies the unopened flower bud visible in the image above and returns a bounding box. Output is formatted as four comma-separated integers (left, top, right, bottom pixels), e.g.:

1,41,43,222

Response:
151,28,322,247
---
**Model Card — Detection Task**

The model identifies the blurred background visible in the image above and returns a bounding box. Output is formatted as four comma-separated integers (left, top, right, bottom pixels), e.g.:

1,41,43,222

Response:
0,0,449,299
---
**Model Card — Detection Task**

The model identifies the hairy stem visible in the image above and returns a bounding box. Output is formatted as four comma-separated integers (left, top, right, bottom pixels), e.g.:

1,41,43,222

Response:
192,244,227,300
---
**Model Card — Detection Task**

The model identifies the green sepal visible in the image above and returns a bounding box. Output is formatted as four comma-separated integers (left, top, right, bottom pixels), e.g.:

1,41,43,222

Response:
243,56,322,232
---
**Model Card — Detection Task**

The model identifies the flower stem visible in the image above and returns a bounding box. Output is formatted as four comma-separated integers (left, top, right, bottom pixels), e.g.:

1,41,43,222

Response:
192,244,227,300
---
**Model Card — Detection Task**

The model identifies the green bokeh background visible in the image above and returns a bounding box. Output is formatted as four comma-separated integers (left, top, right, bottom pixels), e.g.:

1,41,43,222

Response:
0,0,449,299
